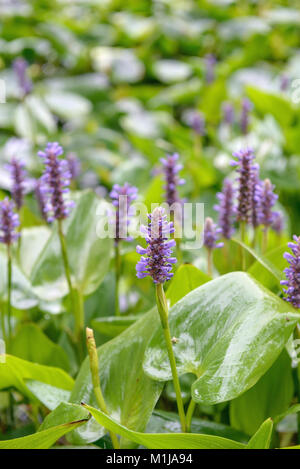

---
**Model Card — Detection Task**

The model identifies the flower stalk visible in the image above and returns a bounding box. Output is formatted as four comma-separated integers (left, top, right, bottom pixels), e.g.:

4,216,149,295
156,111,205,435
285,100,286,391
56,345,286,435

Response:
86,327,120,449
156,283,186,432
58,220,83,360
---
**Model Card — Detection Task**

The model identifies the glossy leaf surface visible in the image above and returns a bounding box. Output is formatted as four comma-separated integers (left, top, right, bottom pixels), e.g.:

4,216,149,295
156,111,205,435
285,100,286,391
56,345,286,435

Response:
143,272,299,405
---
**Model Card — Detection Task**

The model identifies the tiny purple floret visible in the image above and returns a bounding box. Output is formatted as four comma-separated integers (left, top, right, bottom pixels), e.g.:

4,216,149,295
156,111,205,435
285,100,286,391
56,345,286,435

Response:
136,207,176,284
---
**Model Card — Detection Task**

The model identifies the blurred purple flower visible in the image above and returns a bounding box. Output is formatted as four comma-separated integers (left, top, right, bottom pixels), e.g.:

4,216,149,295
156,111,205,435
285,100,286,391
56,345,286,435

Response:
205,54,216,84
35,178,48,222
67,152,81,180
0,197,20,245
186,111,205,136
272,211,284,235
203,217,223,250
136,207,176,284
214,179,236,239
257,178,278,227
281,235,300,308
231,148,256,223
250,164,262,228
6,157,27,210
160,153,185,207
240,98,252,135
38,142,74,223
222,102,235,126
109,182,138,243
13,58,32,97
280,74,289,92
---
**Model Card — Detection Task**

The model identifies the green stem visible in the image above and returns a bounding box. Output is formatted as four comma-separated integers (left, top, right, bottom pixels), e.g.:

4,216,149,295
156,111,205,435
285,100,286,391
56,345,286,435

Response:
252,226,259,250
294,325,300,444
86,328,120,449
58,220,84,360
186,398,196,433
262,227,268,254
194,134,202,160
207,248,212,277
240,221,246,271
115,243,121,316
156,284,186,432
7,244,12,348
0,301,7,345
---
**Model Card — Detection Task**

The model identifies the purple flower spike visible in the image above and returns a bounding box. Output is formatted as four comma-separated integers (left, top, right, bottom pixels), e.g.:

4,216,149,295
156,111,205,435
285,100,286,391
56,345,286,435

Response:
280,74,289,92
67,152,81,180
214,179,236,239
109,183,138,244
13,57,32,97
35,178,48,222
38,142,74,223
240,98,252,135
6,157,27,210
257,178,278,228
203,217,224,250
187,111,205,136
136,207,176,284
160,153,185,207
250,164,262,228
272,211,284,235
222,102,235,126
205,54,216,84
0,197,20,245
281,235,300,308
231,148,256,223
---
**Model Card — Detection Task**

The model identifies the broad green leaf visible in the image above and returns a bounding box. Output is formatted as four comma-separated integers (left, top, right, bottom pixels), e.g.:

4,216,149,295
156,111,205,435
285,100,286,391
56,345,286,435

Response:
246,85,295,128
39,402,90,433
232,238,283,283
246,419,273,449
30,191,113,300
44,91,91,119
0,419,87,449
91,315,139,338
69,311,162,446
11,324,69,372
0,355,73,399
274,404,300,426
147,410,248,444
25,95,56,134
83,404,246,449
0,250,38,310
166,264,210,306
26,380,71,411
230,351,293,435
19,227,51,278
248,245,287,291
143,272,299,405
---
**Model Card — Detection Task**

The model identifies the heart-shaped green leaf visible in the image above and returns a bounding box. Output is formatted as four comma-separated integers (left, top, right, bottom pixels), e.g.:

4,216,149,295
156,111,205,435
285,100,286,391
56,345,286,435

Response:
143,272,299,405
69,310,162,446
30,190,113,300
166,264,210,306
